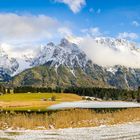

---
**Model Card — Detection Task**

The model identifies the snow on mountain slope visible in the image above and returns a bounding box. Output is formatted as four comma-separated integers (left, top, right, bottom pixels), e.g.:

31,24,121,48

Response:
0,47,19,76
27,38,89,70
12,59,31,76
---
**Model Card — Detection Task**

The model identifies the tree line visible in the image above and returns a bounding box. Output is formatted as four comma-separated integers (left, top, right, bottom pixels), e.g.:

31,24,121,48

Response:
13,86,61,93
64,87,139,101
0,84,140,102
0,84,6,94
13,86,139,102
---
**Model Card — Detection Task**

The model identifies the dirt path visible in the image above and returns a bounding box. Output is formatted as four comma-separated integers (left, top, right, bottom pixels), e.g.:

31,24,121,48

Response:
0,122,140,140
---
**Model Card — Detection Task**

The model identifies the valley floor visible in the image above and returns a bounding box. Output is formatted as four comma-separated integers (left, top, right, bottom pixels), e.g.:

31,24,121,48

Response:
0,122,140,140
0,93,82,111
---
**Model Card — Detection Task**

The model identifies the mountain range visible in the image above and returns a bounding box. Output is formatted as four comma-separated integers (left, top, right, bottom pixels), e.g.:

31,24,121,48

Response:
1,38,140,89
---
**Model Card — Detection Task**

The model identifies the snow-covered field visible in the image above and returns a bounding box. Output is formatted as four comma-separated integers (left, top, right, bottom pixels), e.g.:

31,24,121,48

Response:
0,122,140,140
48,101,140,110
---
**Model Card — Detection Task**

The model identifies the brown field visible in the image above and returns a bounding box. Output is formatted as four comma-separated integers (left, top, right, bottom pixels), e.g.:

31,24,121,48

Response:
0,108,140,130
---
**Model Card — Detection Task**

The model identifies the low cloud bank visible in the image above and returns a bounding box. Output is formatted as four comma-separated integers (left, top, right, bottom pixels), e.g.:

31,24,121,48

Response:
79,37,140,68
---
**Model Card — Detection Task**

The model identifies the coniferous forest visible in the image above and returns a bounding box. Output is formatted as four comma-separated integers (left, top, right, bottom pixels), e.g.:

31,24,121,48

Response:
0,84,139,102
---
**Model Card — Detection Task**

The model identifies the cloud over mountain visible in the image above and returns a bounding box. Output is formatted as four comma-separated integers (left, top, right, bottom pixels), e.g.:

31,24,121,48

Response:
0,13,71,43
118,32,138,40
79,37,140,68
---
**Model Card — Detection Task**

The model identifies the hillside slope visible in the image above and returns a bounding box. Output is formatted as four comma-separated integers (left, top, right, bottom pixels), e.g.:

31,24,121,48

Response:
12,65,108,88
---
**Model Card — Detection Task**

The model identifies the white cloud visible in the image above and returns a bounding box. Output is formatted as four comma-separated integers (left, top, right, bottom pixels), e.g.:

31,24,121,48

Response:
66,35,83,44
58,27,72,37
79,37,140,68
90,27,102,36
0,42,40,59
132,20,140,27
55,0,86,13
118,32,138,40
81,27,102,37
0,13,61,43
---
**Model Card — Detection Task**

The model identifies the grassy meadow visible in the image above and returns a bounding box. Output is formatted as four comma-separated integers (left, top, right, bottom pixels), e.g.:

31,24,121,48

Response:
0,93,82,111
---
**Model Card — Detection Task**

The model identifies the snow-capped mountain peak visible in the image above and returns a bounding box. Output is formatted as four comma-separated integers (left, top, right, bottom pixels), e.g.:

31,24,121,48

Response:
47,42,55,47
60,38,70,46
27,38,88,70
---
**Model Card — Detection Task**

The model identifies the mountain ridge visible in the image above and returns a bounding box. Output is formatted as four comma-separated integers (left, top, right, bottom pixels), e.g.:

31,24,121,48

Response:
1,37,140,89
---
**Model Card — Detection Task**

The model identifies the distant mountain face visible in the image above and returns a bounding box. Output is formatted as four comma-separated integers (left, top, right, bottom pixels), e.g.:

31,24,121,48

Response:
0,47,19,81
105,66,140,89
1,37,140,89
94,37,137,52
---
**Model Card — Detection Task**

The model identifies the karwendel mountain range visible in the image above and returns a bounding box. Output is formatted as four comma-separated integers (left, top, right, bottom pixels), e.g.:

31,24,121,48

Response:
1,38,140,89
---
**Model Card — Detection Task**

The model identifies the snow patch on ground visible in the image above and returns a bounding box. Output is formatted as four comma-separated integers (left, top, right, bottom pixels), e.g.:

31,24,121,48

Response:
47,101,140,110
0,122,140,140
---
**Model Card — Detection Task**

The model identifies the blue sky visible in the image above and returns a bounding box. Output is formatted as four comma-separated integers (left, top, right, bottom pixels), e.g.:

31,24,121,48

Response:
0,0,140,43
1,0,140,68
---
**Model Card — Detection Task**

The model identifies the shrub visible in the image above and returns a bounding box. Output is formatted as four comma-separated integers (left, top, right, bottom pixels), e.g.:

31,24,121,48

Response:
51,95,56,101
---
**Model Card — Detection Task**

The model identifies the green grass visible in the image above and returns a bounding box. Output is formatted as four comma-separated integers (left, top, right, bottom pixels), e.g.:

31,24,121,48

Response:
0,93,81,112
0,93,59,101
